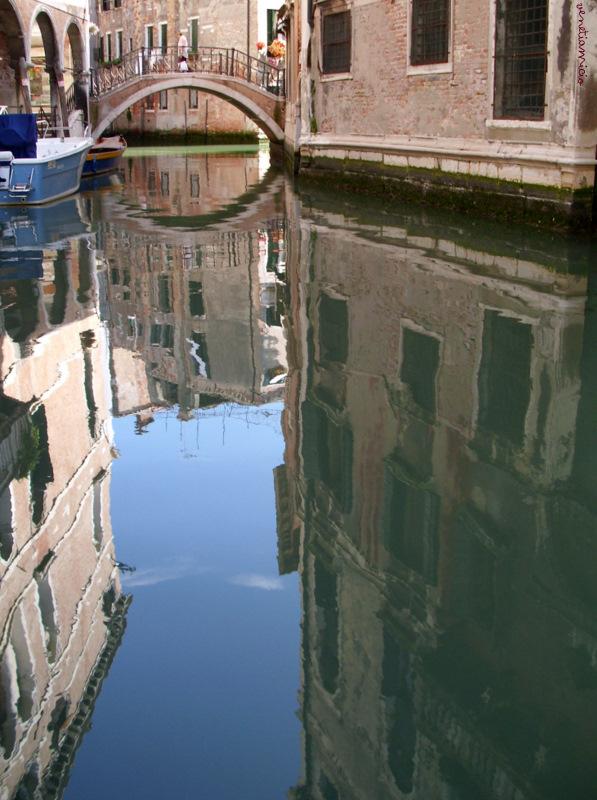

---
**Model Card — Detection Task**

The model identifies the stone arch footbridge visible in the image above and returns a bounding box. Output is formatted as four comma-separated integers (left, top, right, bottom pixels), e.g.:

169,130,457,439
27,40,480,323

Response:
89,46,286,143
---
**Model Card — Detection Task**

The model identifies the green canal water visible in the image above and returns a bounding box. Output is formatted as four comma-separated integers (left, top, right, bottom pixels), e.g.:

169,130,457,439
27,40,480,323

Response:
0,148,595,800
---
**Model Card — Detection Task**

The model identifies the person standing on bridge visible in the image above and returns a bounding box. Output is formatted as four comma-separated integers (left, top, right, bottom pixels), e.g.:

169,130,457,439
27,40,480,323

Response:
178,31,189,58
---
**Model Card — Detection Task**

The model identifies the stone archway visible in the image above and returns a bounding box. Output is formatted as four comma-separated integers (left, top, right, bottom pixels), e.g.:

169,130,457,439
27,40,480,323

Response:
92,75,285,142
31,11,68,131
64,21,87,125
0,0,27,110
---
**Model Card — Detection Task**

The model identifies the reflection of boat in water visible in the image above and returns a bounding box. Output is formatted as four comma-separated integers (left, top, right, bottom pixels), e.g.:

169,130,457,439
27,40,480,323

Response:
82,135,127,177
0,113,92,205
0,195,90,280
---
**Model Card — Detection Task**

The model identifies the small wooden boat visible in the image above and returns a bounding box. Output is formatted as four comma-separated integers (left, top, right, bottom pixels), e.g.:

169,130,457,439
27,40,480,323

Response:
0,113,92,206
82,135,127,177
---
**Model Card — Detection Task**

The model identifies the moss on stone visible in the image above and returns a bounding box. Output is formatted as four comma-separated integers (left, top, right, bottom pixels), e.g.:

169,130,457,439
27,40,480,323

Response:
298,154,595,233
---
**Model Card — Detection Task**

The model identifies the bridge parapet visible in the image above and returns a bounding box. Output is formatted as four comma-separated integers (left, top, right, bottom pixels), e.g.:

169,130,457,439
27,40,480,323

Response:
90,46,285,99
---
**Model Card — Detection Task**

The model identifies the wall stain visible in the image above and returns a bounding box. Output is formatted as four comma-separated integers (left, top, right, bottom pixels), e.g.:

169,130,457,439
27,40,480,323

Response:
577,74,597,132
557,0,572,78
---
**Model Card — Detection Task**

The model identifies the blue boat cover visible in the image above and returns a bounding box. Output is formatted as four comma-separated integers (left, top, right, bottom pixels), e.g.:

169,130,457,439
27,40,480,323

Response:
0,114,37,158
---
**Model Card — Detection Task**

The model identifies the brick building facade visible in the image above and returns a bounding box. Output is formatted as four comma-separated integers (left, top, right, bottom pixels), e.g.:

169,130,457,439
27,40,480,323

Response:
94,0,285,137
281,0,597,228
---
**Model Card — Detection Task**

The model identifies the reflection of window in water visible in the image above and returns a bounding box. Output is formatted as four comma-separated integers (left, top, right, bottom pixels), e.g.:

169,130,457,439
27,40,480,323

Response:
187,332,210,378
382,467,439,583
0,488,14,561
160,171,170,196
36,574,59,662
319,294,348,365
30,405,53,527
382,626,415,793
49,253,69,326
188,281,205,317
302,401,353,513
157,275,172,312
454,508,497,630
318,771,339,800
313,557,339,695
478,310,532,446
190,173,200,198
150,323,174,350
80,330,98,439
400,326,439,415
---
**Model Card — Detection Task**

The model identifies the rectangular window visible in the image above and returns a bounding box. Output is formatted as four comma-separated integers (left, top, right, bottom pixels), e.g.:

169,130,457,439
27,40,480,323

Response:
129,37,133,52
114,0,122,7
189,88,199,108
116,30,123,59
102,0,110,10
189,331,210,377
99,36,105,63
160,170,170,195
322,11,351,74
145,25,154,49
410,0,450,65
400,327,440,414
106,32,112,62
190,174,200,197
189,18,199,52
160,22,168,53
159,90,168,110
478,310,532,445
267,8,277,45
319,294,348,364
145,95,154,111
189,281,205,316
157,275,171,311
493,0,548,120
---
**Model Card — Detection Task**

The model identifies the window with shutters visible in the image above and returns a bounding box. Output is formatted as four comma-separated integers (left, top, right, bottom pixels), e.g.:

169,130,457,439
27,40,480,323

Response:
322,11,351,74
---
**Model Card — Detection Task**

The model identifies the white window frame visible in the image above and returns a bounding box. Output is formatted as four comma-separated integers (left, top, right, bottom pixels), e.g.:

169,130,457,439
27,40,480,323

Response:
115,29,123,60
145,24,155,49
188,17,199,52
406,0,454,76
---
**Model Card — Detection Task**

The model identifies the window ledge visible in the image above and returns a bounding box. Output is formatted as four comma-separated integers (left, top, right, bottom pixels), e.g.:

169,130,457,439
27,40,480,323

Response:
486,118,551,130
320,72,353,82
407,62,452,76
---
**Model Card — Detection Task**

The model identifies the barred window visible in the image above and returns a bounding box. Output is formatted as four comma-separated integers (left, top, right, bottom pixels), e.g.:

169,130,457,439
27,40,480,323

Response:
410,0,450,65
322,11,351,74
189,88,199,109
494,0,548,119
159,90,168,110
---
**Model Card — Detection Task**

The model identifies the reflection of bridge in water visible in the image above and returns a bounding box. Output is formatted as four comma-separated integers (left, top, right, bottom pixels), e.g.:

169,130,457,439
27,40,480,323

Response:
89,46,286,143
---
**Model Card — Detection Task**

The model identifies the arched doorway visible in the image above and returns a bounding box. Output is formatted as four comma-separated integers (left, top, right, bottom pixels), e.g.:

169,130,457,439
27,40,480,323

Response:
64,22,87,124
0,0,27,111
30,12,63,129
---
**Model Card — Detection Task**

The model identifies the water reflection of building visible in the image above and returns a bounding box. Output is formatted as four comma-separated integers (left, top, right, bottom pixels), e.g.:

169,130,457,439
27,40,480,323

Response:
97,157,288,421
280,208,597,800
0,220,130,799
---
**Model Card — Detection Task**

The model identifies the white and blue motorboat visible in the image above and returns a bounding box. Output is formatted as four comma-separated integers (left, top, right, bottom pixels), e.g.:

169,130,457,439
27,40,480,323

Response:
0,113,92,206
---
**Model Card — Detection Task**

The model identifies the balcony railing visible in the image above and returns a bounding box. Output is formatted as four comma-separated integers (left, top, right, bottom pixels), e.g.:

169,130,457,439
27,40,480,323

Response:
90,46,285,98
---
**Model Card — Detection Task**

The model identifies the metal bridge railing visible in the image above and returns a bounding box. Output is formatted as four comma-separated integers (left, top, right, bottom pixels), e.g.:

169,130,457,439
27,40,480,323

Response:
89,46,285,98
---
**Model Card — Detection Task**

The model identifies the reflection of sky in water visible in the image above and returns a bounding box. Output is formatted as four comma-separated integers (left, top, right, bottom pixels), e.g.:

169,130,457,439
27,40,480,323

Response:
64,402,300,800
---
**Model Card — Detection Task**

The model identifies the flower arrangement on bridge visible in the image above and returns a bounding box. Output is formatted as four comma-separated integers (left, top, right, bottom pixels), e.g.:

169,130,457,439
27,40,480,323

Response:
256,41,265,52
267,39,285,59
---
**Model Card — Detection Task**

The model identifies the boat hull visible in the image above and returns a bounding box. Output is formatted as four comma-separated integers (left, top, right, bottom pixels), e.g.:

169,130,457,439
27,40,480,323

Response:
82,137,126,177
0,138,92,206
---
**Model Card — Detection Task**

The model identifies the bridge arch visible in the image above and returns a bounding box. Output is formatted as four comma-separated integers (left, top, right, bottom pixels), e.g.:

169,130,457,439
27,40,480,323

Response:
92,75,285,143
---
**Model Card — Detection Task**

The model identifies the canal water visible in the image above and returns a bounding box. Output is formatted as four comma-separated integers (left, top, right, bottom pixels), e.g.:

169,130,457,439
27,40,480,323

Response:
0,147,595,800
